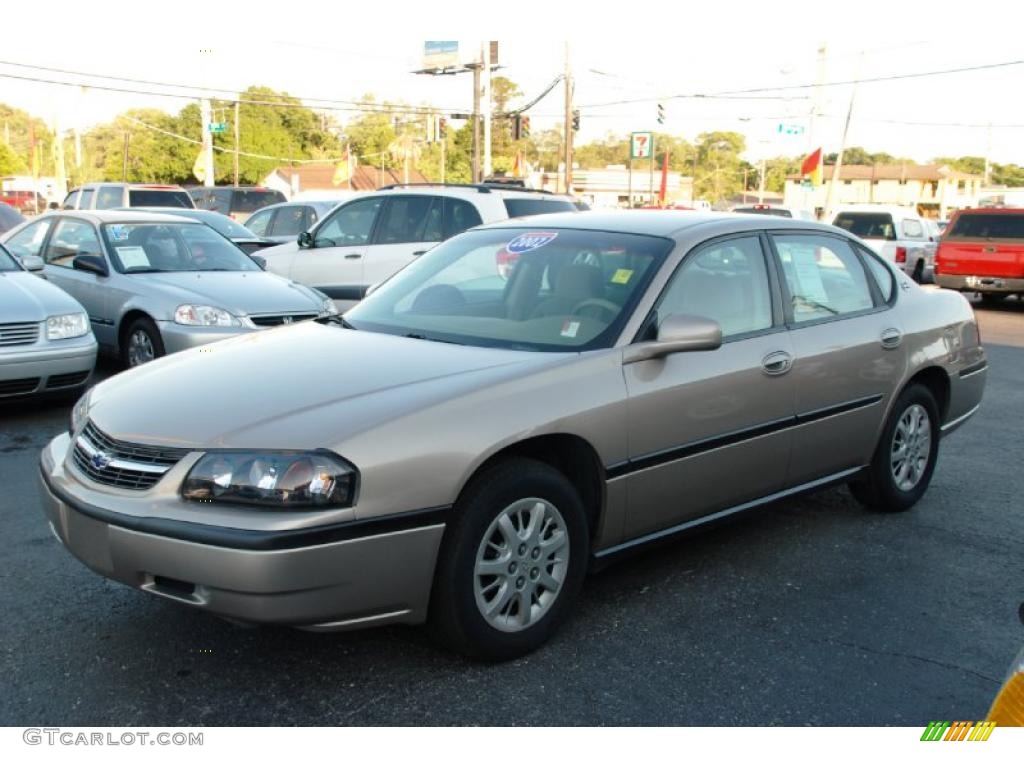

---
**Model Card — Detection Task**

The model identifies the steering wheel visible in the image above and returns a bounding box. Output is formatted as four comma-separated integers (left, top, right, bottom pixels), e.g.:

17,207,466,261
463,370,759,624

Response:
571,298,620,322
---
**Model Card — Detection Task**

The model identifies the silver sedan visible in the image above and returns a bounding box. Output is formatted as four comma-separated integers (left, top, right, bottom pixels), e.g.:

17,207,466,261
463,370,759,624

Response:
0,243,97,399
2,211,336,367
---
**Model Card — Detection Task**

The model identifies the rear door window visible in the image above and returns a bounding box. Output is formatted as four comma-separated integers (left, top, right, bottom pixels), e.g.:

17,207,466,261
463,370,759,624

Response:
443,198,483,239
376,196,443,244
95,186,123,209
79,188,96,209
832,212,897,241
502,198,576,218
772,233,876,322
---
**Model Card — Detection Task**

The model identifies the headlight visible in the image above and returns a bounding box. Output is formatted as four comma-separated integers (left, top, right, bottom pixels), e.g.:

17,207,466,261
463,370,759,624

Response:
47,312,89,340
181,451,357,508
174,305,238,326
69,390,90,435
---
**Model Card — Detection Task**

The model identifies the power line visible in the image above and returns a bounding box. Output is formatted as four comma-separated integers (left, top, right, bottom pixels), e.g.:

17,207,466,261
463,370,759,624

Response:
577,58,1024,108
0,59,470,113
0,70,465,116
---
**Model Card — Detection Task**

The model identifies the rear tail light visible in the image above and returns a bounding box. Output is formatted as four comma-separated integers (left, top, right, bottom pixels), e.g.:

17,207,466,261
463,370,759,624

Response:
895,246,907,264
495,249,519,279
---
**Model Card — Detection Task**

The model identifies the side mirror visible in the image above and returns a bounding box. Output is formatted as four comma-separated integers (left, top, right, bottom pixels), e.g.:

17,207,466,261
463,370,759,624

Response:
72,253,109,277
623,314,723,363
297,231,314,249
22,254,45,272
250,254,267,269
47,201,59,211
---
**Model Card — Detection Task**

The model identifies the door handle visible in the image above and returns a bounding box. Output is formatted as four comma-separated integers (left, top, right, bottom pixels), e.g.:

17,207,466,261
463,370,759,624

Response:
344,253,362,260
880,328,903,349
761,351,793,376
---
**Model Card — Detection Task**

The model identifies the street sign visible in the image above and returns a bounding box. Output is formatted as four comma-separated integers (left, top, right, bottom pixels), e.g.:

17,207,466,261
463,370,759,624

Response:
208,122,227,134
631,132,653,159
777,123,805,135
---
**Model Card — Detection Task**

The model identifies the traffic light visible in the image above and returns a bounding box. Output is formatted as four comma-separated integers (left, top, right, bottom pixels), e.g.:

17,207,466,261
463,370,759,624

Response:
512,115,522,141
520,115,530,138
438,116,447,139
657,103,665,125
572,110,580,131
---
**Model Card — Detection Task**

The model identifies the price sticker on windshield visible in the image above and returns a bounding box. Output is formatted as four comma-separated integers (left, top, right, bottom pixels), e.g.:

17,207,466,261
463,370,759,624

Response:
611,268,634,285
506,232,558,254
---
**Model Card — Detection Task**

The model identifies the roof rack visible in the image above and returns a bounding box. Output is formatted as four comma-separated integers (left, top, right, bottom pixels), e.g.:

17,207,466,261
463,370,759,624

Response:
376,182,554,195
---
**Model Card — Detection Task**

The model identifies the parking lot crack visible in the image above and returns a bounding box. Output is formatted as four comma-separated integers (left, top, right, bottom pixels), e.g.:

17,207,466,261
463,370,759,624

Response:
814,637,1000,684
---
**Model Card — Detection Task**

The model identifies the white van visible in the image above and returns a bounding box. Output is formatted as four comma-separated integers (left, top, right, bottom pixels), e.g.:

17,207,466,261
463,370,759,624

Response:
830,205,936,282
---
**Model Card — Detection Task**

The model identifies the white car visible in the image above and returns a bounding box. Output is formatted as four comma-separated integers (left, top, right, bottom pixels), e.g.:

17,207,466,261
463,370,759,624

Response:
257,183,580,310
831,205,936,283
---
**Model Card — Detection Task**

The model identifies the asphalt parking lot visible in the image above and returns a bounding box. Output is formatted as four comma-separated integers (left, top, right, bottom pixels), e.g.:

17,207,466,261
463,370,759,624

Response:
2,298,1022,726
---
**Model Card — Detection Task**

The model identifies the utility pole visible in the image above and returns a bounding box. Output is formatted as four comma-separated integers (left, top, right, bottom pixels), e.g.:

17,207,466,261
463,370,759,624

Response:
807,44,827,213
200,98,215,186
471,64,481,183
563,42,573,195
482,42,492,178
983,123,992,187
440,133,446,184
121,132,130,182
758,156,766,204
54,117,66,199
824,52,862,218
233,101,240,186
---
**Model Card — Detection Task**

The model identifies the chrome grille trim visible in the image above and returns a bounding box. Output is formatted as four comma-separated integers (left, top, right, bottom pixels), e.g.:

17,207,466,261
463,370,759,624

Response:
71,421,191,490
249,313,318,327
0,322,40,347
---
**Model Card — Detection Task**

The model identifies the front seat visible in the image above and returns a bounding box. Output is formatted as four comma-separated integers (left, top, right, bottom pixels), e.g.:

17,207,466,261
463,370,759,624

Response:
531,264,605,318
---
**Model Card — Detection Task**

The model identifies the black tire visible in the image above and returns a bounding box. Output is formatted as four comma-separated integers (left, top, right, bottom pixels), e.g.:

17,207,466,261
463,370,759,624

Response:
978,293,1005,306
911,259,924,283
849,383,940,512
428,458,589,661
120,316,165,369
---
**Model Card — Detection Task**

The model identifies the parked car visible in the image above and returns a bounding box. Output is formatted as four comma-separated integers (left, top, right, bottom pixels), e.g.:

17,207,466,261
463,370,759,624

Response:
0,242,97,399
1,211,335,368
935,207,1024,302
39,210,985,659
242,200,339,246
123,207,276,255
62,184,194,211
731,203,814,219
0,189,48,215
0,202,26,235
831,205,935,282
188,186,287,223
258,183,579,309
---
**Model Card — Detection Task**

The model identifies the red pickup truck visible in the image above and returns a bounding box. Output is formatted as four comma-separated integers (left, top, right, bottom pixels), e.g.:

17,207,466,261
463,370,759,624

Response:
936,208,1024,302
0,190,46,214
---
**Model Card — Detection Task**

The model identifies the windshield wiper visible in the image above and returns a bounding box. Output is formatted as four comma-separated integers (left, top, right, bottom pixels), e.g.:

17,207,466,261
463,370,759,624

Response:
404,332,461,345
318,314,358,330
124,268,166,274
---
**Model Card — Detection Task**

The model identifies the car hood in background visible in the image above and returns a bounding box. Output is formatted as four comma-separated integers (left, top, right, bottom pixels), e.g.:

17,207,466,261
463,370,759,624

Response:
131,271,321,315
0,271,86,322
86,323,571,448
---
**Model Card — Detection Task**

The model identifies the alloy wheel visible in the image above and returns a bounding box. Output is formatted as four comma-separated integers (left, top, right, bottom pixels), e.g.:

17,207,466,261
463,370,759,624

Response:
127,330,155,367
890,403,932,492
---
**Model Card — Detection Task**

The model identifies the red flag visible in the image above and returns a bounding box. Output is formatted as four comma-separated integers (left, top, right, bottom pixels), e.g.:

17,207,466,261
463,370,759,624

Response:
801,147,821,176
658,147,670,206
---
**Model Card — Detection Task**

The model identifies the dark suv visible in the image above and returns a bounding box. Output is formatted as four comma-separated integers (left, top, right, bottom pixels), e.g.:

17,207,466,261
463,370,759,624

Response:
188,187,287,223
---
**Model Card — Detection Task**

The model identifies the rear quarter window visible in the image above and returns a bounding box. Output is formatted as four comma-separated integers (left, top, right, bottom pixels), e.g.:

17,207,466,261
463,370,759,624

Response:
833,212,897,241
129,189,193,208
502,198,577,219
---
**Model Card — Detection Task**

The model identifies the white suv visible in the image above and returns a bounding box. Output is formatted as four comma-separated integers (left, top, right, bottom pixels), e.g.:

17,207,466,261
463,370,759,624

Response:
258,183,578,309
831,205,937,282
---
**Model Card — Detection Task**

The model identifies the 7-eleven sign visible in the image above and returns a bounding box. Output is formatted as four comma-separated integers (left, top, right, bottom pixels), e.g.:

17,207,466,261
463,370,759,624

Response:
631,132,653,159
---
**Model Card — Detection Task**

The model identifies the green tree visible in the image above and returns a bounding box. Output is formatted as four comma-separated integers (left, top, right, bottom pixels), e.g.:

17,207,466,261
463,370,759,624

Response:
0,140,27,175
693,131,746,203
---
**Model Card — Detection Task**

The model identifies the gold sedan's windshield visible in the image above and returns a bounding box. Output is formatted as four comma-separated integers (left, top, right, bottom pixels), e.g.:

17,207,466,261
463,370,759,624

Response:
346,227,673,351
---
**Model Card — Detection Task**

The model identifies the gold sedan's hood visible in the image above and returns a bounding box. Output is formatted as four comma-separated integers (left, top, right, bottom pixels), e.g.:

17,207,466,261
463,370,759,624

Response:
87,322,570,449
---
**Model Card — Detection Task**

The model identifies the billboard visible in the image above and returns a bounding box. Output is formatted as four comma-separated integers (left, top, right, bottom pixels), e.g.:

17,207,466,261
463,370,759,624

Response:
424,41,459,70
